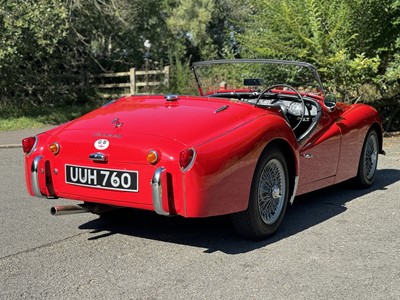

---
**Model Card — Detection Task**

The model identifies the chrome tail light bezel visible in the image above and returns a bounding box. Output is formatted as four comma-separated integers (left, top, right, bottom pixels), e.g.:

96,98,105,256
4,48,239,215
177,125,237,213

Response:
179,148,196,172
22,136,38,156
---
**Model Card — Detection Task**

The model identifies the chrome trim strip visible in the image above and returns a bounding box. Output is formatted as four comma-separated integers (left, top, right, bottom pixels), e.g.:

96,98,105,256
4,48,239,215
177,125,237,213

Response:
31,155,46,198
151,167,170,216
290,175,299,204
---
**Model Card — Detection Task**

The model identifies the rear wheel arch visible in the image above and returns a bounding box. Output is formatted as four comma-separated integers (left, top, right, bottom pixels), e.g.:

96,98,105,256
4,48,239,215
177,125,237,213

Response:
231,139,297,240
354,125,381,188
370,122,384,154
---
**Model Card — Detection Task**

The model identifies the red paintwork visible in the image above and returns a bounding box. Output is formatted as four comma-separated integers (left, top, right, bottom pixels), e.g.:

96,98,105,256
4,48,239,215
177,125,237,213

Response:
23,90,383,218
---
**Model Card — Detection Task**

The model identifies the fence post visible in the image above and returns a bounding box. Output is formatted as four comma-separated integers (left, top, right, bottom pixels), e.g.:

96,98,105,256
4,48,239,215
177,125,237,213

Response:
163,66,170,88
129,68,136,95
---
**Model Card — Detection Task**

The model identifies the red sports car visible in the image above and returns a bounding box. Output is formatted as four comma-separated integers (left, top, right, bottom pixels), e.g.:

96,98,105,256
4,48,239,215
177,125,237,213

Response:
22,59,384,240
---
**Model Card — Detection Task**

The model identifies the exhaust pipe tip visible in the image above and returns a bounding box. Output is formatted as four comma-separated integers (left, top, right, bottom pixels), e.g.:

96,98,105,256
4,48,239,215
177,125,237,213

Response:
50,204,90,216
50,206,57,216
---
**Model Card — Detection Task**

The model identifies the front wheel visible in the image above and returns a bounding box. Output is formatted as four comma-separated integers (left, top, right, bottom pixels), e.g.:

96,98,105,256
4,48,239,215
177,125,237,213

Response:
354,129,379,188
231,147,289,240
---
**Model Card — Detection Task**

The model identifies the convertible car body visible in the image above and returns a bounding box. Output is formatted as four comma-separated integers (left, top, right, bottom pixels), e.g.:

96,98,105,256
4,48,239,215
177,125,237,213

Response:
22,59,384,240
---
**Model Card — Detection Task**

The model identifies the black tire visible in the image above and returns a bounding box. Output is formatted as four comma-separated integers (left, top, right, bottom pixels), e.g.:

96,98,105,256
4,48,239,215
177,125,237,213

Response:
231,147,289,240
354,129,379,188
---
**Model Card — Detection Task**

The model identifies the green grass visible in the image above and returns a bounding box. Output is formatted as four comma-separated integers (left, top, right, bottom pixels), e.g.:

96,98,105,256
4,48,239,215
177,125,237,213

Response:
0,117,46,131
0,102,99,132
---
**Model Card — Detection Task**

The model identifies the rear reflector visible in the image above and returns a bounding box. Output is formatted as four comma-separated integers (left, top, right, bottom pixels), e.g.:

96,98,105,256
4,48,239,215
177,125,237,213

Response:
22,137,37,154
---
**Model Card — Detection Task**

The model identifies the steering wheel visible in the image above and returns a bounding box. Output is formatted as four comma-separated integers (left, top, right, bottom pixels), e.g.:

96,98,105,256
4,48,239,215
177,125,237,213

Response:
256,84,305,131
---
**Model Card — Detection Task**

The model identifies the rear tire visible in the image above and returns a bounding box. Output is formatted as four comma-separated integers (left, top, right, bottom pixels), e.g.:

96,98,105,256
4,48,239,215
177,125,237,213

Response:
231,147,289,240
354,129,379,188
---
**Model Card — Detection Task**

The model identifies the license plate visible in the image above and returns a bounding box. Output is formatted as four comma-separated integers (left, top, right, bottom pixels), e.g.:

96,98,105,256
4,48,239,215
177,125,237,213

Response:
65,164,138,192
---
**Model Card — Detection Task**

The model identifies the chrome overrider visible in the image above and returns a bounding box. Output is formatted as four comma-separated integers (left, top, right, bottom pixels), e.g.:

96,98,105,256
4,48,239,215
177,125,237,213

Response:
31,155,47,198
151,167,171,216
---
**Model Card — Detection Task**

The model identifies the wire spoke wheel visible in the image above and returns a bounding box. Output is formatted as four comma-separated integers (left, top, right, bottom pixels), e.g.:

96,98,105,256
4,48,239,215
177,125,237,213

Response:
231,146,289,240
363,133,378,180
258,159,286,225
354,129,380,188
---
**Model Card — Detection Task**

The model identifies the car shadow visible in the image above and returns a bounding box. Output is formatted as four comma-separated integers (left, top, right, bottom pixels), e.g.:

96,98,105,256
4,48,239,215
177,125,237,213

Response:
78,168,400,254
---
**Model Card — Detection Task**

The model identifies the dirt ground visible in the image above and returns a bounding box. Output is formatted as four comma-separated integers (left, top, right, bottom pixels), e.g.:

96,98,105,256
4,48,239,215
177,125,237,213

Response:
384,132,400,150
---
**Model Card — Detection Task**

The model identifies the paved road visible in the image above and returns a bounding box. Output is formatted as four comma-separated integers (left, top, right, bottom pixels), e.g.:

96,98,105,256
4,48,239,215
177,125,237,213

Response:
0,130,399,300
0,126,56,148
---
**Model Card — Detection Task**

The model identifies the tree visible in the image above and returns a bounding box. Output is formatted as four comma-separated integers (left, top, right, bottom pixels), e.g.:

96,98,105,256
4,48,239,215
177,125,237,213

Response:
0,0,171,108
376,0,400,95
66,0,170,71
237,0,390,101
0,0,70,106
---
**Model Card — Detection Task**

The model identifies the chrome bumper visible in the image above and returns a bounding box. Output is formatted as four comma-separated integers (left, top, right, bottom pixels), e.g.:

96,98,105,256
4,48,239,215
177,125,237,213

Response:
31,155,47,198
151,167,171,216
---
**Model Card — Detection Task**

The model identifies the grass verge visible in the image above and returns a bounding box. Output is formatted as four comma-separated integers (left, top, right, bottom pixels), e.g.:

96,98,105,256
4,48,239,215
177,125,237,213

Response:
0,102,99,132
0,117,45,131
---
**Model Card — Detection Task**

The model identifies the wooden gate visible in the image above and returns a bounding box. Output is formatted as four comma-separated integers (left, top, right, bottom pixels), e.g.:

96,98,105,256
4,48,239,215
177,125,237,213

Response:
93,66,170,98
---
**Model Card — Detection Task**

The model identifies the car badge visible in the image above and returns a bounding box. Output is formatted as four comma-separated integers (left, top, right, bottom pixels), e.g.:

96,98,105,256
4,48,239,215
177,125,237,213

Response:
112,118,124,128
94,139,110,150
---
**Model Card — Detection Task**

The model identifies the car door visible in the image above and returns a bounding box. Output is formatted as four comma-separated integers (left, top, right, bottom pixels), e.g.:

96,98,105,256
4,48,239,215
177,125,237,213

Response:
296,106,343,195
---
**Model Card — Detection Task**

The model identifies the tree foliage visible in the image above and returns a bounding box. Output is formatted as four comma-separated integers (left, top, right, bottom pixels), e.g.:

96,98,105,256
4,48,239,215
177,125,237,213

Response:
0,0,247,109
0,0,399,130
237,0,396,101
0,0,70,106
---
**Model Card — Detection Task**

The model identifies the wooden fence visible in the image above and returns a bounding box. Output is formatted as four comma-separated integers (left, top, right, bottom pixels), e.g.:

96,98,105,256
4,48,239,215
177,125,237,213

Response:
93,66,170,98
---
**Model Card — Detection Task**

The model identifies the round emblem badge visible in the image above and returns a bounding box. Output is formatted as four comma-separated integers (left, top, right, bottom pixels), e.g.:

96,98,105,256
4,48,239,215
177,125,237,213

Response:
94,139,110,150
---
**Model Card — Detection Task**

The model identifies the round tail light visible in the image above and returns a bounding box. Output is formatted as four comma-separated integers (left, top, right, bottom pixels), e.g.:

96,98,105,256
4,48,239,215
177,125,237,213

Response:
22,137,37,154
179,148,196,171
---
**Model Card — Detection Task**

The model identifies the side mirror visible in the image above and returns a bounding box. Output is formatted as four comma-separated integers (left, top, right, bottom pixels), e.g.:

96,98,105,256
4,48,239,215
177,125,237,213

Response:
324,94,337,110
